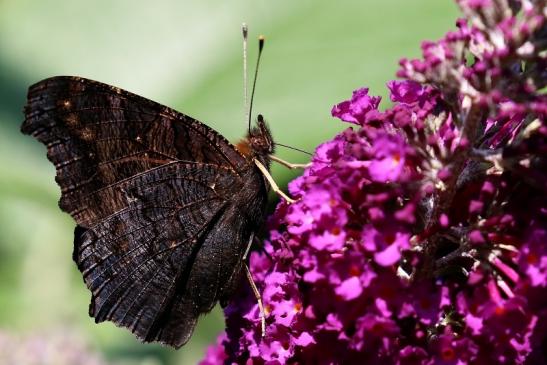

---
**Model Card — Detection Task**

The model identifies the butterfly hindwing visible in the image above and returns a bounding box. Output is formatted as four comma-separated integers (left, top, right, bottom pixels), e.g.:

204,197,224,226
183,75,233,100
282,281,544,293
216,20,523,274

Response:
73,162,251,347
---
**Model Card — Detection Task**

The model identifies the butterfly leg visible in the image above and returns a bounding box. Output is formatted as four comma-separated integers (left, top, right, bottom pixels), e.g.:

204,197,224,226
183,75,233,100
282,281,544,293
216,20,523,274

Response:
254,159,296,204
244,262,266,337
243,233,254,261
270,155,311,170
244,232,272,262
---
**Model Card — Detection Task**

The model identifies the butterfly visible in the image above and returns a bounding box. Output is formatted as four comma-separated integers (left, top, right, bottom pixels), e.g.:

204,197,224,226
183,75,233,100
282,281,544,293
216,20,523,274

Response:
21,75,285,348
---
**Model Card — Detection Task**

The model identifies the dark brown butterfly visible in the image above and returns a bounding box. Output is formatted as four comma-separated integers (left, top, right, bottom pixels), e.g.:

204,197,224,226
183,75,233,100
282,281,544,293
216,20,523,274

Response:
21,75,278,348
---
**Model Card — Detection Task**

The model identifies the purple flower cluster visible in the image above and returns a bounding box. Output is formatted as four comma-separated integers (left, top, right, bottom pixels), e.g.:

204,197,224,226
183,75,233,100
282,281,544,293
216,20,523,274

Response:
201,0,546,364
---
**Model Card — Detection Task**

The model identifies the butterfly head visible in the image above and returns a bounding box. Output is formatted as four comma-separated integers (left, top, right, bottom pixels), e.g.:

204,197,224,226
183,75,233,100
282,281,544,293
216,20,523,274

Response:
237,114,274,164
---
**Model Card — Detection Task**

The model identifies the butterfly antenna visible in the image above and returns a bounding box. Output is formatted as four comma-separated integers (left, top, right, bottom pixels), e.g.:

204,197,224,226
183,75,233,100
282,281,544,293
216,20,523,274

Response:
248,35,265,131
242,24,249,132
275,142,313,156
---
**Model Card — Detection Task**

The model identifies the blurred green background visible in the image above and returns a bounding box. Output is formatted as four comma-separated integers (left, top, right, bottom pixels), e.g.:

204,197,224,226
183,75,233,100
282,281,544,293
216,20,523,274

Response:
0,1,458,364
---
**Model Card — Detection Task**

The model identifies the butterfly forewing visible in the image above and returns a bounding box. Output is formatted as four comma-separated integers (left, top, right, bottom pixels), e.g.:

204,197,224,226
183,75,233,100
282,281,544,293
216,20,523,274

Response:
22,76,269,348
22,76,248,225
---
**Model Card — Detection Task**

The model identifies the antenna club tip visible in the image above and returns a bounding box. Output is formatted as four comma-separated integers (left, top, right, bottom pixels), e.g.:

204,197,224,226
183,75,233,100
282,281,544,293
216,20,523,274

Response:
242,23,248,36
259,35,265,41
258,35,265,51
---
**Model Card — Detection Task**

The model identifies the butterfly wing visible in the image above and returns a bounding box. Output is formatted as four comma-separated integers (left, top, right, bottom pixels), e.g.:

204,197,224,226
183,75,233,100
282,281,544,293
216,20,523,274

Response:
74,162,255,347
22,77,261,348
22,76,248,226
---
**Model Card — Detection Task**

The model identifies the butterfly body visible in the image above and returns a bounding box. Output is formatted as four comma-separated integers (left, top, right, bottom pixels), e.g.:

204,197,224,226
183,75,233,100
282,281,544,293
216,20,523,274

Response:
22,76,273,348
